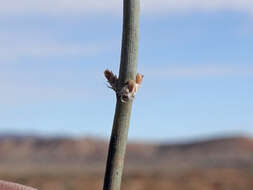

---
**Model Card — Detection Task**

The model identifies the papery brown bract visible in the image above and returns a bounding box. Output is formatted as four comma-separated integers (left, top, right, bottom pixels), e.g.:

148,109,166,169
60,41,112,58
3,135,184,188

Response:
104,69,118,91
127,80,135,93
136,73,144,84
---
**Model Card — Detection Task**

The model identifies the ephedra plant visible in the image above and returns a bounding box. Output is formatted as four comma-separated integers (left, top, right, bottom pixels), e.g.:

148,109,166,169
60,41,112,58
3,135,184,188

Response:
103,0,143,190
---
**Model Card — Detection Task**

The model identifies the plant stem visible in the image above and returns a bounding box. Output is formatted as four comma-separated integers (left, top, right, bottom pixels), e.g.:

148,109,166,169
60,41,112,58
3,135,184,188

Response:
103,0,140,190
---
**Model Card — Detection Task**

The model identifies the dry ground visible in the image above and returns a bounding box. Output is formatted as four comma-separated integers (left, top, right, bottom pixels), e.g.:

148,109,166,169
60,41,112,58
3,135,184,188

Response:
1,167,253,190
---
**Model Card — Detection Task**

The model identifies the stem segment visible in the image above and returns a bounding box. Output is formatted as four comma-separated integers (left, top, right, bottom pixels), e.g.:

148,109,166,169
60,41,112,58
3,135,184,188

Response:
103,0,140,190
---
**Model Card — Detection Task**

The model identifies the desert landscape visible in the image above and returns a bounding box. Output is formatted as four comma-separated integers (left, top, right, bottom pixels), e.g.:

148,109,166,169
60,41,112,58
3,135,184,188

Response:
0,135,253,190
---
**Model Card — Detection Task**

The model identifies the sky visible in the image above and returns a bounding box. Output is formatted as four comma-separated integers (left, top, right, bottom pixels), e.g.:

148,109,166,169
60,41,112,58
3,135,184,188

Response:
0,0,252,141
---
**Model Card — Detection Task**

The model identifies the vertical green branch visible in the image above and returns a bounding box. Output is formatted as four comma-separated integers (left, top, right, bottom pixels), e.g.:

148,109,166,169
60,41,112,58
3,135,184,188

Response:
103,0,140,190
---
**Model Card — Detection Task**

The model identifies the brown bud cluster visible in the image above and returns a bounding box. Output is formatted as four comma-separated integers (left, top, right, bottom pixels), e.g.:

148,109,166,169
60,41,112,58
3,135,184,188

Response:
104,70,143,103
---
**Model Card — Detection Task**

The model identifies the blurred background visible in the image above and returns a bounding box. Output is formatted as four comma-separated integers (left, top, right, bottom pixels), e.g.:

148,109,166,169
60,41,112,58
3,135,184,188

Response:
0,0,252,190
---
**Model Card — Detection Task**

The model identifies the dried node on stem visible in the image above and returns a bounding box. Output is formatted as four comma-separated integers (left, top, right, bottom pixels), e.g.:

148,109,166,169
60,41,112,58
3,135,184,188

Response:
104,70,144,103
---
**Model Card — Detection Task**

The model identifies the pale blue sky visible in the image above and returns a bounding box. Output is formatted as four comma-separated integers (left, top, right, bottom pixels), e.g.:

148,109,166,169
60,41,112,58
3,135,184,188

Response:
0,0,252,141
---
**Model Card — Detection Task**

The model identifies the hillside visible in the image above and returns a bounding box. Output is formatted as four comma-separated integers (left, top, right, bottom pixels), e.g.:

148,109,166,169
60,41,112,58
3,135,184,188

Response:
1,135,253,190
0,135,252,171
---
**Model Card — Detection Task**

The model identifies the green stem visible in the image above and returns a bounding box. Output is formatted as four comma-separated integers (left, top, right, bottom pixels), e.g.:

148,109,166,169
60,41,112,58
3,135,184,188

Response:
103,0,140,190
